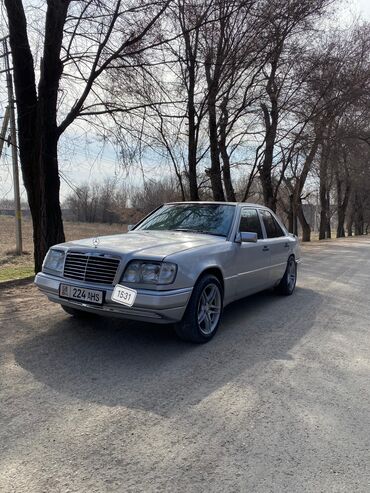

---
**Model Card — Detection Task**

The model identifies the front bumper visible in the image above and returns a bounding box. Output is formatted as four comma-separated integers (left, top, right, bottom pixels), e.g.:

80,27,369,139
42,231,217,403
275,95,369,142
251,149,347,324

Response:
34,272,192,323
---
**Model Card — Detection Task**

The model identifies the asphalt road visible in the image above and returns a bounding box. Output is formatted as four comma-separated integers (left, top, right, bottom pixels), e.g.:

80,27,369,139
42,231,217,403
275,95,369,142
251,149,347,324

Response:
1,237,370,492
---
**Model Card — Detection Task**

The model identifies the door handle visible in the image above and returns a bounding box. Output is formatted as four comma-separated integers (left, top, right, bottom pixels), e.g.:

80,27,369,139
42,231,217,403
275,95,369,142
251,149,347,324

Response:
284,242,289,248
262,246,269,252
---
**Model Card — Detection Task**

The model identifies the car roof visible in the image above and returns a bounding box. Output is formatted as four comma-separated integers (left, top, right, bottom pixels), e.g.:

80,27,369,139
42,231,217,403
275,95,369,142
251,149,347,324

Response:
164,201,270,209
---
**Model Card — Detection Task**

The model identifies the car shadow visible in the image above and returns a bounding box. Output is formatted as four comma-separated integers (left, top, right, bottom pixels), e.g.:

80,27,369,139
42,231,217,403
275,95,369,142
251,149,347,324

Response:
14,286,322,417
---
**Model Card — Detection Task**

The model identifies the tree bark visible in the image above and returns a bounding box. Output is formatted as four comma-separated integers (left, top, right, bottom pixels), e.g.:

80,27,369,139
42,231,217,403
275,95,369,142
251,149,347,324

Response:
186,46,199,201
297,200,311,241
219,100,236,201
354,195,364,235
206,88,225,201
187,85,199,201
319,141,330,240
260,101,278,212
289,136,319,241
335,151,351,238
287,194,294,233
347,209,354,237
325,190,331,239
260,52,281,213
336,182,350,238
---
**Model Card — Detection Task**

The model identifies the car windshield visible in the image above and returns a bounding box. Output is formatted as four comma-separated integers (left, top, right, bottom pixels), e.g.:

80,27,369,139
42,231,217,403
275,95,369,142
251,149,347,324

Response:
135,203,236,237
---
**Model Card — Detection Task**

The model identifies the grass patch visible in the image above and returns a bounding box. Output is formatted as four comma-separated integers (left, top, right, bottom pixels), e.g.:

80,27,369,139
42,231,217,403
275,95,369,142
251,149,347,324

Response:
0,264,35,282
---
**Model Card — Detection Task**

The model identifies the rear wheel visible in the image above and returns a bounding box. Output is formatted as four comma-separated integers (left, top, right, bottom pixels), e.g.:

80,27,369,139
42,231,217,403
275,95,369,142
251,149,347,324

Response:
175,274,223,343
277,256,297,295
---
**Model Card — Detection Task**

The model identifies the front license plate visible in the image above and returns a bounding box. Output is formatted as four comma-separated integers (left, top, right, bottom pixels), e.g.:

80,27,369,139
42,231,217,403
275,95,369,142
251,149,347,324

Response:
59,284,104,305
111,284,137,307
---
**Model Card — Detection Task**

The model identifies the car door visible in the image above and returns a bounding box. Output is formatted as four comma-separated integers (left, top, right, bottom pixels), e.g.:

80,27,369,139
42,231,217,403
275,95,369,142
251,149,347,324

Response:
229,207,272,300
258,209,289,285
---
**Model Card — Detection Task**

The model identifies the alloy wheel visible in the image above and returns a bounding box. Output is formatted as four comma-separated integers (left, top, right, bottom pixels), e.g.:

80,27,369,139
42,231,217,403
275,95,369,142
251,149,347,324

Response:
197,283,222,335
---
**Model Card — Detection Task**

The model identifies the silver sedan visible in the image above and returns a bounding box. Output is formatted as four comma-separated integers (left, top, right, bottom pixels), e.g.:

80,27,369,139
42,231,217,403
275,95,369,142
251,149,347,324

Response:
35,202,300,342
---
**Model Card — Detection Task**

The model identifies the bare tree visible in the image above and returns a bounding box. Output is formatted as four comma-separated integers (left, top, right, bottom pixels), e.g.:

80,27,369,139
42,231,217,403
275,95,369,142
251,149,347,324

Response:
314,25,370,239
130,177,183,213
257,0,333,212
65,178,128,223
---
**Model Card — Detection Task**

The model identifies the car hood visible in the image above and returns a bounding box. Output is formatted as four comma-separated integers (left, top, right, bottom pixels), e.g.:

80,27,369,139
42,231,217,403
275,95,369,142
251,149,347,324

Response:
61,230,225,259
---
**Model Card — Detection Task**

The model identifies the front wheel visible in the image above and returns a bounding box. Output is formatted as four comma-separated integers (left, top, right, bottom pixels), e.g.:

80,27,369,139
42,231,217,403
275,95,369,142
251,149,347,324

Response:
175,274,223,343
277,256,297,295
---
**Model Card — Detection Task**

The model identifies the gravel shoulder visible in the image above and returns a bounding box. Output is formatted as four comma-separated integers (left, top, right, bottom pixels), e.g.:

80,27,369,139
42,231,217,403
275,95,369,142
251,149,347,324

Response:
1,237,370,492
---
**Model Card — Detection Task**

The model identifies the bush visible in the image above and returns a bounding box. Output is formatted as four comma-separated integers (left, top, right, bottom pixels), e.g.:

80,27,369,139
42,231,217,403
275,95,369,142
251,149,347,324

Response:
64,179,128,224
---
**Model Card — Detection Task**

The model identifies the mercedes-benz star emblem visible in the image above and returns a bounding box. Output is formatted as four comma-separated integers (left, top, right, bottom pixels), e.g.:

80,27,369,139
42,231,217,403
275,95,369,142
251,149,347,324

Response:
93,237,100,248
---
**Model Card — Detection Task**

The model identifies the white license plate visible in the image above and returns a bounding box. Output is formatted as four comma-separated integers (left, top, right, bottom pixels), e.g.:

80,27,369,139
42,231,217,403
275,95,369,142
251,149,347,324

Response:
111,284,137,307
59,284,104,305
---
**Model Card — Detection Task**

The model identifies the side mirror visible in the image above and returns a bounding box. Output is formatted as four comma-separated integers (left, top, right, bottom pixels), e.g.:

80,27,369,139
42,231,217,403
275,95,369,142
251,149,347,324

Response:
235,232,258,243
127,224,134,231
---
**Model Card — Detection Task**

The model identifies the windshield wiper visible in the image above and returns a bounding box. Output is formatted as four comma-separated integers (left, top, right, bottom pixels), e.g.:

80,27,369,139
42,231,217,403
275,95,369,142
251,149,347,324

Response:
173,228,226,237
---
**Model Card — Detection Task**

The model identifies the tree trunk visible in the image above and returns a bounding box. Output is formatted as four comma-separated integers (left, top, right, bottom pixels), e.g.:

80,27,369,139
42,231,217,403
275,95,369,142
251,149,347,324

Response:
188,119,199,201
326,190,331,239
293,211,298,237
288,136,318,241
260,101,278,212
34,136,65,269
297,200,311,242
187,60,199,201
207,89,225,201
5,0,68,271
355,221,363,235
260,53,280,213
291,199,298,236
219,142,236,202
287,195,294,233
336,209,346,238
335,154,351,238
336,183,350,238
319,142,330,240
347,208,354,236
219,99,236,201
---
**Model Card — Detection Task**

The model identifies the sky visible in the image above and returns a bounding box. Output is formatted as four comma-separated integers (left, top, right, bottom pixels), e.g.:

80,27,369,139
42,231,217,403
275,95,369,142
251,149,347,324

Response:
352,0,370,19
1,0,370,204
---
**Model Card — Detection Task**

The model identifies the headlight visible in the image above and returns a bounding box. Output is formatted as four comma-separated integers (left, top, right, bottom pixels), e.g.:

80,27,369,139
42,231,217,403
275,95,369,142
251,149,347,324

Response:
43,249,65,274
122,261,177,285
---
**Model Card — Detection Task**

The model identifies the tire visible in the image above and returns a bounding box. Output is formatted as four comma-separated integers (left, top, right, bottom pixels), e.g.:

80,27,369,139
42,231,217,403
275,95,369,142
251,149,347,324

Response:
277,256,297,295
175,274,223,343
61,305,95,318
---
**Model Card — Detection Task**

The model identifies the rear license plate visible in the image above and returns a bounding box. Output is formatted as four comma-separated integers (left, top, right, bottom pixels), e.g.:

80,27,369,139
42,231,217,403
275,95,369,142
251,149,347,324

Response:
111,284,137,307
59,284,104,305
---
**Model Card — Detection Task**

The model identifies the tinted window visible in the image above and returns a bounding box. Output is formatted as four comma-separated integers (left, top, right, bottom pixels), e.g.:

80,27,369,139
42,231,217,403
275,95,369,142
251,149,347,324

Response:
260,210,285,238
136,204,235,237
239,208,263,239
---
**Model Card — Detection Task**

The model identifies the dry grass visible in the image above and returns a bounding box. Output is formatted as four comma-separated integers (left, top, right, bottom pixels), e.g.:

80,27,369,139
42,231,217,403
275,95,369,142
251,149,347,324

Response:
0,216,125,282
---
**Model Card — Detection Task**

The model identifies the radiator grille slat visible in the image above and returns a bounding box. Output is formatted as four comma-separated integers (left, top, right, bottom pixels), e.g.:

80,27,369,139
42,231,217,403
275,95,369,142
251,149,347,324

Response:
63,252,120,285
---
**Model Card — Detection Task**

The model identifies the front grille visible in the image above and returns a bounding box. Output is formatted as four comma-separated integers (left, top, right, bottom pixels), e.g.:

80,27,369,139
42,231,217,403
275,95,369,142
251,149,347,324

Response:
63,252,120,285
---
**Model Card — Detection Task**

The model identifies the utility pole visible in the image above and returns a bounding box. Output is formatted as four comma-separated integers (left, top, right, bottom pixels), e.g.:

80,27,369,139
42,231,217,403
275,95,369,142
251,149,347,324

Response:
1,36,22,255
0,106,10,158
